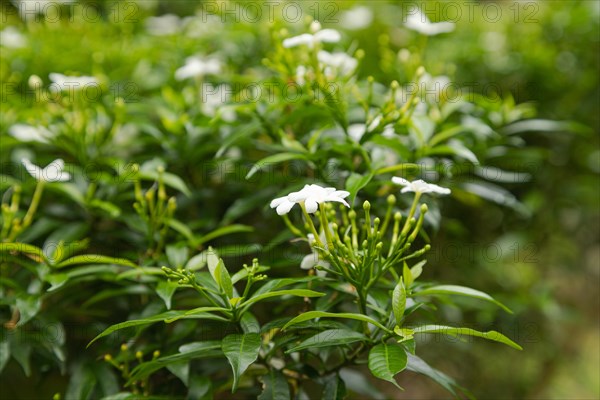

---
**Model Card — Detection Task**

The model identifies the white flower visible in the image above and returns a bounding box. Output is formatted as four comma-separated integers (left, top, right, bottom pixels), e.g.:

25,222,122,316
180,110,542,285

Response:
270,184,350,215
9,124,54,143
340,6,373,30
282,22,341,48
175,57,221,81
300,232,329,277
22,158,71,182
405,8,454,36
392,177,451,195
49,73,99,92
295,65,309,85
201,83,235,121
347,116,382,142
0,27,26,48
146,14,182,36
317,51,358,76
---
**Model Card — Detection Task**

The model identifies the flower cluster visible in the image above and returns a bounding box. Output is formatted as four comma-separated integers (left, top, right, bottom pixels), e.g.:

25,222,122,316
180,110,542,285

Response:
270,184,350,215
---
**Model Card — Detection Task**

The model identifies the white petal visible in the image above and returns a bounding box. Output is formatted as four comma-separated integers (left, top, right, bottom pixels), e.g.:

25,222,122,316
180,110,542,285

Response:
300,254,316,270
276,200,295,215
392,177,410,186
326,197,350,208
22,158,42,181
42,159,66,182
282,33,313,48
314,29,341,43
304,198,319,213
332,190,350,199
270,196,288,208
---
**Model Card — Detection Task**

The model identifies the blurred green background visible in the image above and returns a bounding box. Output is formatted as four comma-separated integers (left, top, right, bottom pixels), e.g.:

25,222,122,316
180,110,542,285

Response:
1,0,598,398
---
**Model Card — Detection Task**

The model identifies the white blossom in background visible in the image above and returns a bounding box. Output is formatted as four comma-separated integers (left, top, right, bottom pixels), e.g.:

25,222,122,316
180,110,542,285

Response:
282,21,341,48
347,116,382,142
9,124,54,143
392,177,451,195
270,184,350,215
419,72,451,95
22,158,71,182
300,232,329,277
295,65,309,85
340,6,374,30
404,8,454,36
14,0,74,21
317,51,358,76
201,83,235,122
0,26,26,48
146,14,184,36
175,57,222,81
49,73,99,92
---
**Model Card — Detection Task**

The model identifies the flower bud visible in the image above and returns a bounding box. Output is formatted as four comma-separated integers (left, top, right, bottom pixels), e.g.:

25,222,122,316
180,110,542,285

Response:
363,200,371,211
120,343,128,352
104,354,112,362
420,204,428,213
136,351,143,359
28,75,43,89
387,194,396,206
153,350,160,358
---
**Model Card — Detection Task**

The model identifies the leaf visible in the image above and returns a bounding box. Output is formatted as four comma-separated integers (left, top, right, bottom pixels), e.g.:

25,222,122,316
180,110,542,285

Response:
345,172,374,206
185,253,207,271
55,255,136,269
206,247,220,278
166,245,188,269
282,311,389,332
138,170,191,196
392,279,406,325
188,374,212,400
165,218,195,243
0,337,10,374
213,259,233,298
194,224,254,246
16,295,42,326
240,289,325,311
286,329,369,353
408,325,523,350
322,373,346,400
128,341,222,384
88,309,226,347
66,361,97,400
156,280,178,310
413,285,512,313
246,153,308,179
402,263,413,288
410,260,425,282
368,343,407,389
286,329,367,353
0,243,49,264
406,353,473,399
258,369,290,400
222,333,261,392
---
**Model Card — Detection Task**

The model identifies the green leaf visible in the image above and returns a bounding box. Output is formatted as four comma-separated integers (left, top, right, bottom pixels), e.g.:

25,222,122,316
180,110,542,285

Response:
194,224,254,246
165,218,195,243
128,341,222,384
258,369,290,400
286,329,368,353
0,337,10,374
206,247,220,278
213,259,233,298
345,172,374,206
55,255,136,269
156,280,178,310
410,260,425,282
138,170,191,196
406,353,473,399
282,311,389,332
16,295,41,326
402,263,413,288
185,253,207,271
368,343,407,389
413,285,512,313
322,373,346,400
246,153,307,180
166,245,188,269
188,374,212,400
222,333,261,392
66,361,97,400
392,279,406,325
88,309,226,347
408,325,523,350
240,289,324,311
0,243,49,264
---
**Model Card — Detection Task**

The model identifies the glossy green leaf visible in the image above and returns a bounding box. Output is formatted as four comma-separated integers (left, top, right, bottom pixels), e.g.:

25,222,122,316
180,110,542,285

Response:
368,343,407,389
407,325,523,350
55,255,136,269
194,224,254,246
322,373,346,400
392,279,406,325
282,311,389,332
286,329,368,353
413,285,512,313
240,289,325,310
258,369,290,400
246,152,307,179
222,333,261,392
345,172,374,206
156,280,178,309
0,243,48,264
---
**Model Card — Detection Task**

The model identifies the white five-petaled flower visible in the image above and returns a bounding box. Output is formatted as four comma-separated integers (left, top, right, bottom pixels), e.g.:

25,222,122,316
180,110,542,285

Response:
9,124,54,143
270,184,350,215
404,8,455,36
392,177,451,195
22,158,71,182
282,21,341,48
0,26,26,48
49,73,99,92
175,57,222,81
